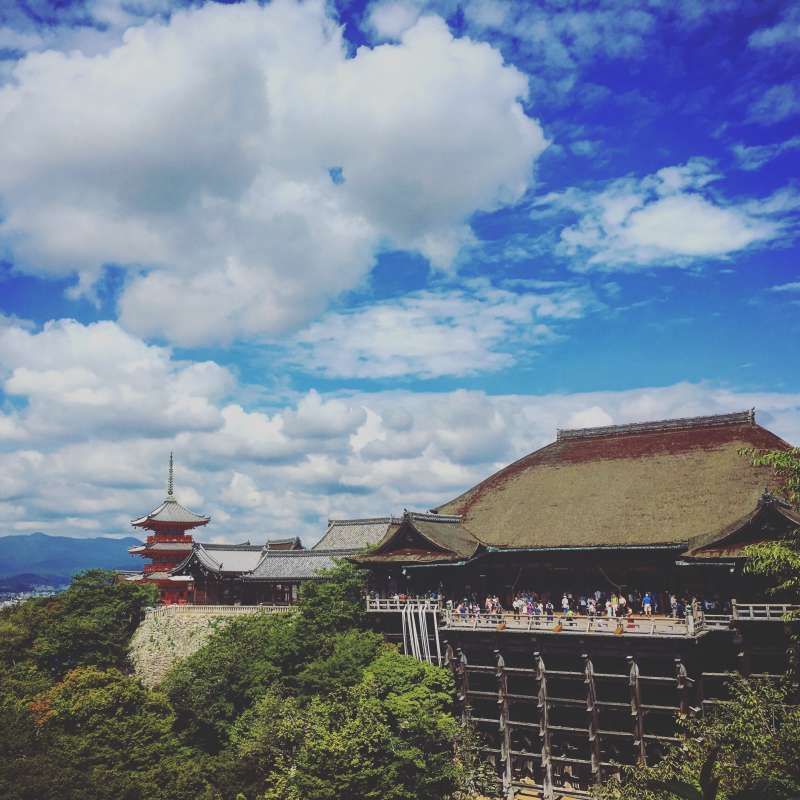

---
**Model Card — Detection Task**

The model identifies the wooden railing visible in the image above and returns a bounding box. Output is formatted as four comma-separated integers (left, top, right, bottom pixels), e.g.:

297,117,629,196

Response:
145,604,295,620
732,602,798,621
441,611,699,637
366,597,442,612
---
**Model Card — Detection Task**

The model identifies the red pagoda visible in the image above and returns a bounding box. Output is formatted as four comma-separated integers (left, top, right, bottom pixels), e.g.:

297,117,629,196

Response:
128,453,210,604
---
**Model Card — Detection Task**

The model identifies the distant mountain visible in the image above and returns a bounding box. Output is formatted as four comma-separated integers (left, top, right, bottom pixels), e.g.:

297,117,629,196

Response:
0,573,72,592
0,532,144,582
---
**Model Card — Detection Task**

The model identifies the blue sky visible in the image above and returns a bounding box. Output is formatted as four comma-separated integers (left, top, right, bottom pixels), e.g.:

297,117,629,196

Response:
0,0,798,542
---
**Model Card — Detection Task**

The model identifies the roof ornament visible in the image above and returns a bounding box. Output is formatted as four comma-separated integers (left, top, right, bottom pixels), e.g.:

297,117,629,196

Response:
167,452,174,498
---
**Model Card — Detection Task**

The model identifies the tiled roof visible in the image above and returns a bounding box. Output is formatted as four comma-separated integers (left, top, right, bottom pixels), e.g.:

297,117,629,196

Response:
353,511,482,564
312,517,402,551
245,549,344,580
128,541,193,553
175,543,265,574
265,537,304,550
434,410,792,549
131,496,210,528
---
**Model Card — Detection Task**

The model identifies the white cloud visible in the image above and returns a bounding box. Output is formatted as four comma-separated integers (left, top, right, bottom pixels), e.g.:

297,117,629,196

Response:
732,136,800,171
288,281,593,379
0,0,181,60
364,0,737,97
747,83,800,126
769,282,800,293
539,158,794,270
1,318,798,546
368,2,424,38
0,0,546,346
748,7,800,49
0,319,231,442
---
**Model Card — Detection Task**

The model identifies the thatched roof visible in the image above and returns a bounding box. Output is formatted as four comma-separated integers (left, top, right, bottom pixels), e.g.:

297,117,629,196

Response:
433,411,792,550
684,493,800,559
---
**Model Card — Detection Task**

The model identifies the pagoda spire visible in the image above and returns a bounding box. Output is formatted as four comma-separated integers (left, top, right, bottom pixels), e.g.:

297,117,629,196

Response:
167,452,174,498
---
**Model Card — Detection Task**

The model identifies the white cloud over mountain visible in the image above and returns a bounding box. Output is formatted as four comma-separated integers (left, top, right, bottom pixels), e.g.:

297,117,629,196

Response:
0,316,798,543
0,0,546,346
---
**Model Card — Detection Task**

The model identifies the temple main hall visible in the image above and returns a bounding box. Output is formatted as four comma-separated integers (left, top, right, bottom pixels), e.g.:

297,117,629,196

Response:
129,410,798,608
354,409,799,605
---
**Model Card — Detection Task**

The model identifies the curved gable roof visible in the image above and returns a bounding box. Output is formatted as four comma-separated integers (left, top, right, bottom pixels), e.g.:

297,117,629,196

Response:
312,517,401,551
131,497,210,528
433,411,792,550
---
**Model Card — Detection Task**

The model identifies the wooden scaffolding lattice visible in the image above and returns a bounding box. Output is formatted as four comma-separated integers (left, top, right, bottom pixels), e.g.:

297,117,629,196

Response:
441,642,789,800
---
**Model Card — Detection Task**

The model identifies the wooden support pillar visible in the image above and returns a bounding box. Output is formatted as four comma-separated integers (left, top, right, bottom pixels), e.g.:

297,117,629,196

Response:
534,651,554,800
627,655,647,766
675,657,695,716
737,643,751,678
787,624,800,703
583,653,602,784
454,646,470,723
495,650,514,799
696,671,706,719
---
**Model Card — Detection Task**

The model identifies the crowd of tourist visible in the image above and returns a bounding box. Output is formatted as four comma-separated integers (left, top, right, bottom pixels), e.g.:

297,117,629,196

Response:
378,587,730,620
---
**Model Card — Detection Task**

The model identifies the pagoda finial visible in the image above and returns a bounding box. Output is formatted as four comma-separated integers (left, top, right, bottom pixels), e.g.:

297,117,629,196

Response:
167,452,174,498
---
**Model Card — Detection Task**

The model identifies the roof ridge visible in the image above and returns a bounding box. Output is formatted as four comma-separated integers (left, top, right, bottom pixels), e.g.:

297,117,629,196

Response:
260,548,348,556
556,409,756,441
199,542,263,550
407,511,462,522
327,516,402,526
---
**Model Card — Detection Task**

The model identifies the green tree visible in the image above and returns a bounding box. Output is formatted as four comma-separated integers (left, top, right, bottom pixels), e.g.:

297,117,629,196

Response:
596,678,800,800
32,569,158,674
225,648,460,800
164,561,375,752
163,613,293,752
739,447,800,605
740,446,800,507
1,667,214,800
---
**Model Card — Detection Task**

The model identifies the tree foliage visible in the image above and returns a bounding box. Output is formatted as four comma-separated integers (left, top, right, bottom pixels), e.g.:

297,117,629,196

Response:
0,560,480,800
596,678,800,800
739,447,800,605
739,446,800,508
225,649,460,800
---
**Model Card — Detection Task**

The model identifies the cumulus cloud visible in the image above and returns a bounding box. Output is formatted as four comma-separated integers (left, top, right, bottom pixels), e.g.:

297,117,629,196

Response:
0,318,232,442
364,0,738,96
0,316,798,545
0,0,182,60
0,0,546,346
287,281,594,379
538,158,794,270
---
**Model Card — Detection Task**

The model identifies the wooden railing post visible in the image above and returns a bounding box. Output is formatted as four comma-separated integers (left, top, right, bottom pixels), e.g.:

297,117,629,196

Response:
731,598,738,620
454,647,470,724
495,650,514,798
534,651,554,800
583,653,602,785
627,655,647,765
675,657,694,716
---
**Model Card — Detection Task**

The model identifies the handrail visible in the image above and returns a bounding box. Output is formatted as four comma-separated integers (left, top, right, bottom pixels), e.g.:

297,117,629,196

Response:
732,602,799,620
145,604,295,620
366,597,442,612
441,610,697,637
